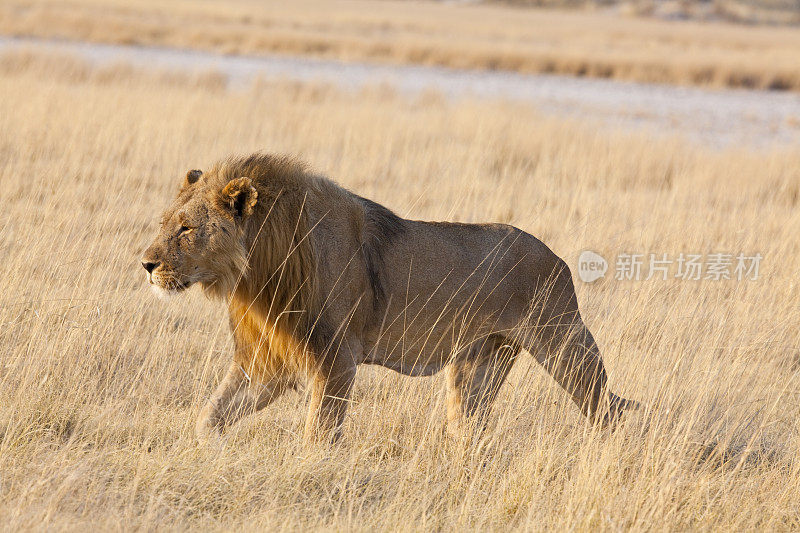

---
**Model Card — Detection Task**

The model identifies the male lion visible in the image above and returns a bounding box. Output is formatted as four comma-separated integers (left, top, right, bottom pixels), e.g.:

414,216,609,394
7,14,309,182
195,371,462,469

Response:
142,153,636,442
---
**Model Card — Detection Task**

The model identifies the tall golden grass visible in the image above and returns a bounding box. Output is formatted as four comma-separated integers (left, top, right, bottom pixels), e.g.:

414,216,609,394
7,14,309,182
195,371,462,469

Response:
3,0,800,91
0,51,799,530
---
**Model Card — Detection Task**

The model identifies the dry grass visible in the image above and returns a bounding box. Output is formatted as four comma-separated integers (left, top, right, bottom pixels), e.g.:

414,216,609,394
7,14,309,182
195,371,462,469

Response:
1,51,800,530
497,0,800,25
3,0,800,92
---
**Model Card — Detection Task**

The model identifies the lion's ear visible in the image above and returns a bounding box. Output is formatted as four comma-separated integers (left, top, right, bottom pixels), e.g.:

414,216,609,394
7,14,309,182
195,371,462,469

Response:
184,169,203,187
221,177,258,219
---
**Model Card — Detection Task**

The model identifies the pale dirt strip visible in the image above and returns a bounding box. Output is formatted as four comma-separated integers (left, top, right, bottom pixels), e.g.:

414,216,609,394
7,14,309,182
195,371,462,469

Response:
2,35,800,148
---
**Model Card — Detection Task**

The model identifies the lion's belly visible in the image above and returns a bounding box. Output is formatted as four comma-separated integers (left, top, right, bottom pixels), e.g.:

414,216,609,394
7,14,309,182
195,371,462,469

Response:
361,291,517,376
364,314,464,375
360,351,444,376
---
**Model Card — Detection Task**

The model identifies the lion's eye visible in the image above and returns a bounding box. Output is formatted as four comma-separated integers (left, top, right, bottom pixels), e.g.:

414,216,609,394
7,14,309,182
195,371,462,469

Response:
178,225,194,236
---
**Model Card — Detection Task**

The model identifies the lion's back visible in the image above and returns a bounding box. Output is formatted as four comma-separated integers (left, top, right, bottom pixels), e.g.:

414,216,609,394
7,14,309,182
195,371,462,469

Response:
380,219,565,317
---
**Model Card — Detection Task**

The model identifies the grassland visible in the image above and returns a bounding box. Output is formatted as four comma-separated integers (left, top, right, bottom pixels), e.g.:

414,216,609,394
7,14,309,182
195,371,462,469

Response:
495,0,800,25
1,51,799,530
3,0,800,92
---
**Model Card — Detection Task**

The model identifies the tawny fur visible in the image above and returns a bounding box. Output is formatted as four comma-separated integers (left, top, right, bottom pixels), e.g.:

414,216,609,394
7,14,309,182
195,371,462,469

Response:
142,153,637,442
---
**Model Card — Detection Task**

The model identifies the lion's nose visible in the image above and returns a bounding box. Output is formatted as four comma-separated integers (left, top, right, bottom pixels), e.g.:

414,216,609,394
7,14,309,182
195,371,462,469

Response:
142,261,160,274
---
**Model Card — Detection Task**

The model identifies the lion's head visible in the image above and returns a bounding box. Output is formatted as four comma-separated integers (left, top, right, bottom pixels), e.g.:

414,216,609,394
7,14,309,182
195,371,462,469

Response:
141,168,259,299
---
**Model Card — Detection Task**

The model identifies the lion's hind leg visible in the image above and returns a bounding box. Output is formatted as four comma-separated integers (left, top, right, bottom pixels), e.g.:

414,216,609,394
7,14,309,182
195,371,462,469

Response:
521,309,636,427
445,335,519,439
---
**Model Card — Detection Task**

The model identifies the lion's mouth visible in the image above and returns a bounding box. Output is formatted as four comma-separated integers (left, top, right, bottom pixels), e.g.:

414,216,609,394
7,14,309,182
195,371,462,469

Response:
149,279,193,301
148,272,192,293
162,279,191,292
172,280,191,291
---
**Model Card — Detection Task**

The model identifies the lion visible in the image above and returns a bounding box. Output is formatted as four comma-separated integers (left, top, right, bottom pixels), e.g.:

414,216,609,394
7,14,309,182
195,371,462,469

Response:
141,153,637,442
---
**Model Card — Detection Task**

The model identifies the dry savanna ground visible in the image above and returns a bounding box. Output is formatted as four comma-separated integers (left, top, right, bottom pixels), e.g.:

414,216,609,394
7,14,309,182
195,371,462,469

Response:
1,51,800,530
3,0,800,91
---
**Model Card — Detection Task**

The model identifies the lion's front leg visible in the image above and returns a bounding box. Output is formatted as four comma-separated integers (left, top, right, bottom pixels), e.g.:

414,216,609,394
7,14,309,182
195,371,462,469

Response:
302,339,360,444
196,362,287,441
303,364,357,444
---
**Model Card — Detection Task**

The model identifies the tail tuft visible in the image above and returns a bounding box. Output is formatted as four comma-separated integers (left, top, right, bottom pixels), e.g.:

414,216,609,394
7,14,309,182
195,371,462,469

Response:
612,394,643,412
602,393,643,428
